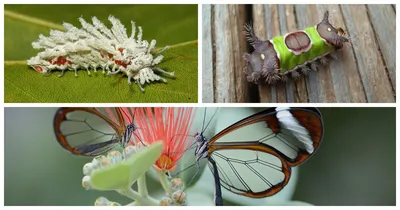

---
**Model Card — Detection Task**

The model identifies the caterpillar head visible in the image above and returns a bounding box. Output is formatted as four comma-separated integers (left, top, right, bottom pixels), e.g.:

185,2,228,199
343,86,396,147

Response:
27,56,49,74
126,52,154,72
317,11,349,49
32,65,49,74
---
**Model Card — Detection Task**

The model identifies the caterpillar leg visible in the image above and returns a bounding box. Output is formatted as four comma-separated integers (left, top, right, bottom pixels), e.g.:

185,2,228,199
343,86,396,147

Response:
319,56,329,65
58,69,65,77
159,77,167,83
329,52,338,60
154,67,174,77
108,69,121,75
136,81,145,92
74,68,78,77
86,67,91,76
301,66,311,75
311,62,319,71
127,75,132,85
291,71,301,80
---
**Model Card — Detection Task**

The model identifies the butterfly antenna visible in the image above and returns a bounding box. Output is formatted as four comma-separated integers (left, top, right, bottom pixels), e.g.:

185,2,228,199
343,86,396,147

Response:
133,128,147,147
201,108,207,133
202,108,219,134
165,140,198,156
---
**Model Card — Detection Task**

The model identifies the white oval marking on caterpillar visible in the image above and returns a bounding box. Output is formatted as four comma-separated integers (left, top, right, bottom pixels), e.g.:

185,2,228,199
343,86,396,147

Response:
260,53,265,60
27,15,174,93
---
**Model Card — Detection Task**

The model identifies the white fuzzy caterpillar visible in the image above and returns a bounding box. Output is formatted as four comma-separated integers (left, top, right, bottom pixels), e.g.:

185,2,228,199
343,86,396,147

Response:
27,15,174,92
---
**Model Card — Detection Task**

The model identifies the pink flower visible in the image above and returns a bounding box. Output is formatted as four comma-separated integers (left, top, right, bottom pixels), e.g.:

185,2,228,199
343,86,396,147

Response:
100,107,194,172
133,107,194,172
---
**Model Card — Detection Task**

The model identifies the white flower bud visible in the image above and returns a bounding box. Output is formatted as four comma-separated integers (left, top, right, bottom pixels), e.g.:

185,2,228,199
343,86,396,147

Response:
172,190,186,205
83,162,93,176
94,197,109,206
82,175,91,190
170,178,184,190
159,197,173,206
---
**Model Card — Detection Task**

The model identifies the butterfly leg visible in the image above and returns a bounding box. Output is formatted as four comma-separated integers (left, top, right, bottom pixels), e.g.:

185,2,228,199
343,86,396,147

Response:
178,161,201,202
184,161,201,190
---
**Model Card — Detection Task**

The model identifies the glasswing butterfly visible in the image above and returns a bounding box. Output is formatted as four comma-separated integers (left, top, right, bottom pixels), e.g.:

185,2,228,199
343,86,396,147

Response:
53,107,138,156
183,107,323,205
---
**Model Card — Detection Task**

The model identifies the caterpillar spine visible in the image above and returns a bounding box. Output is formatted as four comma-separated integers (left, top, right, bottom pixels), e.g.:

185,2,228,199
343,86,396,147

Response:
27,15,174,92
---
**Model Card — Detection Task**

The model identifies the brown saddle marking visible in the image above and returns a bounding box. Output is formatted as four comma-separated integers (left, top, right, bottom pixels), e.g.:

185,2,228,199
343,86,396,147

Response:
284,31,311,54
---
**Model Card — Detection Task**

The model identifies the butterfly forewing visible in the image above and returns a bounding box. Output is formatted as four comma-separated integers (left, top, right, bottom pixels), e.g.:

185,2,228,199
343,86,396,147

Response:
54,107,125,156
209,107,323,166
207,107,323,197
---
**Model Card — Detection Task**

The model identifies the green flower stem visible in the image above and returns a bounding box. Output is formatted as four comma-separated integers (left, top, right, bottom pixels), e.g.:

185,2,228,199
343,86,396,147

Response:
137,174,148,197
117,188,159,206
156,169,171,194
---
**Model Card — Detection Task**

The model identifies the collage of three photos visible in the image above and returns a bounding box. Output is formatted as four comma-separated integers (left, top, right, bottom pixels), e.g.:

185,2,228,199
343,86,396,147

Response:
3,3,396,206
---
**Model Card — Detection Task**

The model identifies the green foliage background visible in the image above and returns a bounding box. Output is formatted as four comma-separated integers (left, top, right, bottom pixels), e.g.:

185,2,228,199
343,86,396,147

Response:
4,107,395,205
4,4,198,103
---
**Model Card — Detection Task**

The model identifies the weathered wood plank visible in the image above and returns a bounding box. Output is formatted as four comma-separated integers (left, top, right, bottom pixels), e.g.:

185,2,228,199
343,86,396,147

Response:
202,4,213,103
318,4,366,102
213,5,248,103
367,4,396,91
252,4,274,102
341,5,395,102
230,5,250,103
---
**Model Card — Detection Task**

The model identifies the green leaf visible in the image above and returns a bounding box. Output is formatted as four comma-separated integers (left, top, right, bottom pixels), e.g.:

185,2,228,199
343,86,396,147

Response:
4,5,198,103
90,141,164,191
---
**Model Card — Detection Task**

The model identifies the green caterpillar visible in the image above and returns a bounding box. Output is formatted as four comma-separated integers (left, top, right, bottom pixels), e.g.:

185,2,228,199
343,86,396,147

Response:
243,11,348,84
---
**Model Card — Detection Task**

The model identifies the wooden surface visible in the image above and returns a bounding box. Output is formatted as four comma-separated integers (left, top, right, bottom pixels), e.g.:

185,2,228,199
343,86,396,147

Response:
202,4,396,103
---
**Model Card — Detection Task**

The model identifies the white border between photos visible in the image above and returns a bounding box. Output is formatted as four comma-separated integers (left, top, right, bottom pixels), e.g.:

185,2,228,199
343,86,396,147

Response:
1,0,399,209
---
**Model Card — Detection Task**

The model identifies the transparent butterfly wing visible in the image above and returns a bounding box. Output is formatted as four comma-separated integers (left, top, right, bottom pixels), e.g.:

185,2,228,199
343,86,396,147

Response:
54,107,126,156
208,149,290,197
207,107,323,197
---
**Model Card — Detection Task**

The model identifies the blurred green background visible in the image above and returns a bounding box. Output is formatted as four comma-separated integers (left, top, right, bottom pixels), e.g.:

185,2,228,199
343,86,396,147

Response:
4,4,198,103
4,107,395,205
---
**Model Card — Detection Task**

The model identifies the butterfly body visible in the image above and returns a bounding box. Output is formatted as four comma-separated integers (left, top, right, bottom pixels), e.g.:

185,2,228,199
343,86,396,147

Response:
194,133,210,161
